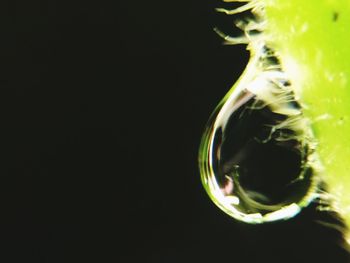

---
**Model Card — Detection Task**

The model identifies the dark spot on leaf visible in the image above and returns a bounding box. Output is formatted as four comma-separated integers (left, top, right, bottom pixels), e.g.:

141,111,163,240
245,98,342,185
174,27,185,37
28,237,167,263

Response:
333,11,339,22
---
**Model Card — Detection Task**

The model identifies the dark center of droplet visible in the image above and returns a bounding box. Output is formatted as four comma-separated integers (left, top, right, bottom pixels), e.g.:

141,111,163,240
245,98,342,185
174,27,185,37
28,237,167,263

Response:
214,93,312,210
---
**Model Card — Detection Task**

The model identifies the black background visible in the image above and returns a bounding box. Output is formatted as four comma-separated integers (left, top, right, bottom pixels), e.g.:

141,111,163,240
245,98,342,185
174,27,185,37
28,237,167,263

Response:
1,0,350,262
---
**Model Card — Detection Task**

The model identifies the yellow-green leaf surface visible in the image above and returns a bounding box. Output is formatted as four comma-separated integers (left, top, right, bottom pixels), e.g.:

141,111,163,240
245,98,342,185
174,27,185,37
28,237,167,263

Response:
263,0,350,227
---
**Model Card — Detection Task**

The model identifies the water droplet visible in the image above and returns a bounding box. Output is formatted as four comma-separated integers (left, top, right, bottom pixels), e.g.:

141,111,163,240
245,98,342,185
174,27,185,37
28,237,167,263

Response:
199,46,320,223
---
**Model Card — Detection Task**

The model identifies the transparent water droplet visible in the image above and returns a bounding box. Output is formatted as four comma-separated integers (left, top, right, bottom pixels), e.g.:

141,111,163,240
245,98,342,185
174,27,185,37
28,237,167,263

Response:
199,47,320,223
